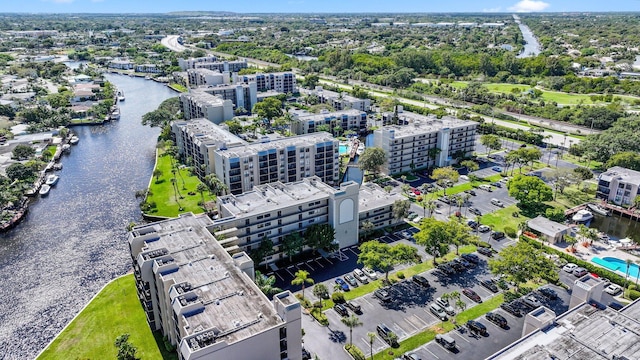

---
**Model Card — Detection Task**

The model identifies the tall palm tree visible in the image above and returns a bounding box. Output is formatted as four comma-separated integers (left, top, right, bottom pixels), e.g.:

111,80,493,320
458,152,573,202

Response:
367,332,376,360
291,270,314,299
427,199,437,218
255,270,282,297
626,259,633,288
153,169,163,183
341,315,363,347
196,183,208,207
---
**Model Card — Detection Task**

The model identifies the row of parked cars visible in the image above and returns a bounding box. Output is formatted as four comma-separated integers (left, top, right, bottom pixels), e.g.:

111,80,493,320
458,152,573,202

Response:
334,267,379,291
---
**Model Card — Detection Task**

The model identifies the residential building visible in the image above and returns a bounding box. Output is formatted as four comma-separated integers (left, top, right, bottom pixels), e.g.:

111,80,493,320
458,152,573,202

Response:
187,68,230,87
179,55,248,73
290,109,368,135
128,213,302,360
526,216,570,243
109,59,134,70
358,182,405,231
200,83,258,112
236,72,297,94
211,177,360,264
373,111,478,175
302,86,371,112
180,91,234,124
596,166,640,205
135,64,162,74
213,132,339,194
178,56,220,70
172,119,247,178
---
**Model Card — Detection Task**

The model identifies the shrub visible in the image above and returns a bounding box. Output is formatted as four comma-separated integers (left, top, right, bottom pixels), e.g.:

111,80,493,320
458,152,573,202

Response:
396,271,405,279
310,308,329,326
345,344,366,360
313,301,323,309
504,226,517,238
332,292,345,303
629,285,637,291
626,289,640,301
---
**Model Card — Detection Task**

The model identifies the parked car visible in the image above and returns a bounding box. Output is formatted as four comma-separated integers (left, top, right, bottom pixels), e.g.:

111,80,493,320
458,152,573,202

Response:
523,295,542,309
609,301,624,311
492,182,502,188
435,297,456,315
480,279,499,293
563,263,578,273
377,323,397,346
438,263,456,274
605,284,623,295
345,301,362,314
468,207,482,216
407,212,418,220
478,247,494,257
334,303,349,316
478,225,491,233
455,257,472,268
435,334,456,350
363,267,378,280
335,278,350,291
430,303,448,321
375,288,392,302
466,320,488,335
478,184,492,192
492,166,503,172
466,220,479,229
537,287,558,300
500,302,522,317
462,288,482,303
573,267,588,277
461,253,480,264
412,274,430,287
490,198,504,207
449,261,466,272
402,353,422,360
353,269,369,284
486,312,508,328
464,189,477,196
491,231,506,240
344,274,358,287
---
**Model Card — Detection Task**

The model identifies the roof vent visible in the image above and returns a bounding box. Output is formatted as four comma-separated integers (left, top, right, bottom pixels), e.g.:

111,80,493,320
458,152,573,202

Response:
238,290,244,296
234,320,241,327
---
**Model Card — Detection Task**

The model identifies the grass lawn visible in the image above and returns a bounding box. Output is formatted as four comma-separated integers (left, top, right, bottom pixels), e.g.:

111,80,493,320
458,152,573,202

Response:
38,274,177,360
373,294,504,360
146,151,216,217
168,83,188,92
547,182,596,209
561,153,603,170
480,204,529,233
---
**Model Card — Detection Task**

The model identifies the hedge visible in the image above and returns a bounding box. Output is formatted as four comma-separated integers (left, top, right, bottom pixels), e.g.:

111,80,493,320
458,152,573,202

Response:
520,237,628,287
345,344,366,360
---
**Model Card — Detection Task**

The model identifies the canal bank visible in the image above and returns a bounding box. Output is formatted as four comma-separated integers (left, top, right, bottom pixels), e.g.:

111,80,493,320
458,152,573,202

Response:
0,74,177,358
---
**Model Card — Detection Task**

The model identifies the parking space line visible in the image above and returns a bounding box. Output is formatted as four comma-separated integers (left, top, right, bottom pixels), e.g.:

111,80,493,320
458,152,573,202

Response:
393,322,408,338
305,261,314,271
452,331,471,343
410,314,429,328
424,347,440,359
403,316,421,331
274,272,285,281
325,257,333,265
360,297,373,308
347,248,359,256
285,267,295,277
314,259,324,268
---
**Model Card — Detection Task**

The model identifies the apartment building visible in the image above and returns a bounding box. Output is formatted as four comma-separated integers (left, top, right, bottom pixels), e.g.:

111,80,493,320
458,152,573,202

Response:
236,72,297,94
172,119,247,177
180,91,234,124
179,56,220,70
135,64,162,74
290,109,368,135
200,83,258,112
187,68,230,87
213,132,339,194
211,177,360,264
129,213,302,360
178,55,248,73
373,112,478,175
358,182,406,231
109,59,134,70
302,86,371,112
596,166,640,205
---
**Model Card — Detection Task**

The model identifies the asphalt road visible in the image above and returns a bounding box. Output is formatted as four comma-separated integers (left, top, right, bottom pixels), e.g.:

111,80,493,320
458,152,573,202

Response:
160,35,186,52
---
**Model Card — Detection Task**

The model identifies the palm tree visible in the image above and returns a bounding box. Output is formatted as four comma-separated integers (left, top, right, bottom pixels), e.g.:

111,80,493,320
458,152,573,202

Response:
426,199,437,218
196,183,208,207
401,175,407,184
153,169,163,183
367,332,376,360
291,270,314,299
360,220,375,240
626,259,633,288
455,299,467,313
341,315,363,347
255,270,282,297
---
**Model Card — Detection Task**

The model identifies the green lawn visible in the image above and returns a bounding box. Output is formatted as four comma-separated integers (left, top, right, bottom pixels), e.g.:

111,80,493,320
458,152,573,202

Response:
38,274,177,360
480,204,529,233
146,151,216,217
547,182,597,209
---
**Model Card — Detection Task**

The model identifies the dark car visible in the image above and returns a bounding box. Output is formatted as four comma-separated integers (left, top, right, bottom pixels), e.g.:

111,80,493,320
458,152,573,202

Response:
412,274,430,287
466,320,488,335
464,189,477,196
537,287,558,300
462,288,482,303
438,263,456,275
478,247,494,257
486,312,508,328
375,288,392,302
377,323,397,346
468,207,482,216
491,231,506,240
461,253,480,264
609,301,624,311
449,261,466,272
344,274,358,287
500,302,522,317
455,257,472,268
403,353,422,360
334,303,348,317
345,301,362,314
480,279,499,293
335,278,350,291
492,182,502,188
302,347,311,360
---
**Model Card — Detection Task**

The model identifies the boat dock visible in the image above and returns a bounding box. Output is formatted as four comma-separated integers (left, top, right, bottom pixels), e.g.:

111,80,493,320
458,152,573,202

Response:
565,202,640,221
349,138,360,159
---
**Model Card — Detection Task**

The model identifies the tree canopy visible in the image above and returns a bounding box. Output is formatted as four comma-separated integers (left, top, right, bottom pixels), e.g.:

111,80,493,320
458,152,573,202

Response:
488,241,558,291
304,223,336,253
507,174,553,208
252,97,283,121
358,147,386,177
358,240,418,281
430,166,460,195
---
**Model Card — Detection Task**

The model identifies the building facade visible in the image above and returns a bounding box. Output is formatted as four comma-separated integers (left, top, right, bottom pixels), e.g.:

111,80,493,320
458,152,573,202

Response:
236,72,297,94
358,182,406,231
373,112,477,175
129,213,302,360
302,86,371,112
290,109,368,135
179,91,234,124
187,68,230,87
596,166,640,205
178,55,248,73
200,83,258,112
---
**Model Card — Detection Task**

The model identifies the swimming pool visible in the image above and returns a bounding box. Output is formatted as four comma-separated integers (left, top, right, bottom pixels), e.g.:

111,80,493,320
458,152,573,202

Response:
339,145,348,155
592,256,640,279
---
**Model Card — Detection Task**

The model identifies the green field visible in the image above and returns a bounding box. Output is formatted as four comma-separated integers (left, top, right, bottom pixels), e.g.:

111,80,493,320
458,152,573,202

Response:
38,274,177,360
479,204,529,233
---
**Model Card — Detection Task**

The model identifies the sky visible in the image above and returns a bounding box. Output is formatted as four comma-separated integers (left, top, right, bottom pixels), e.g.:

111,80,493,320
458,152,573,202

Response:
2,0,639,14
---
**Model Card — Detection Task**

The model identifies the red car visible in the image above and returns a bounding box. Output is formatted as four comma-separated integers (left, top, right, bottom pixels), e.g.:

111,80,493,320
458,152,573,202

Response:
412,188,421,195
462,288,482,303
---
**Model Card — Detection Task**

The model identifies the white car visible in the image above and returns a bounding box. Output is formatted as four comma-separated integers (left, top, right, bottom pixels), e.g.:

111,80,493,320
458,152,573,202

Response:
523,295,542,308
435,297,456,315
563,263,578,273
353,269,369,284
363,267,378,280
478,225,491,233
605,284,622,295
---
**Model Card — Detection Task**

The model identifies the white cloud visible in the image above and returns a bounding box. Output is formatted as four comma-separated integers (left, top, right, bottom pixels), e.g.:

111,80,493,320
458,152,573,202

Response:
482,7,502,12
508,0,550,12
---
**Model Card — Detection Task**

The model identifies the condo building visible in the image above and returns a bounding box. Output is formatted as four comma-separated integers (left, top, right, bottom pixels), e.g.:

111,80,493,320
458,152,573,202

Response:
179,55,248,73
201,83,258,113
289,109,368,135
358,182,406,230
373,112,478,175
596,166,640,205
301,86,371,112
179,91,234,124
187,68,231,87
236,72,297,94
129,213,302,360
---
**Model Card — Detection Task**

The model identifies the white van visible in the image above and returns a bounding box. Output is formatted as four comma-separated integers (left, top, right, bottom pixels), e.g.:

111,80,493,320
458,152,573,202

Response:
490,198,504,207
478,184,492,192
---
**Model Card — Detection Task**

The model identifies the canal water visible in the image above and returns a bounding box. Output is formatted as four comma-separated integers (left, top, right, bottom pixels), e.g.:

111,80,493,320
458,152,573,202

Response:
591,213,640,243
0,74,176,358
513,15,541,58
343,134,375,184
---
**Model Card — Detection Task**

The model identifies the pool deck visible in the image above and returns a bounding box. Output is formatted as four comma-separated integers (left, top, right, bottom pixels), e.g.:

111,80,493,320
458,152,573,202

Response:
548,239,640,280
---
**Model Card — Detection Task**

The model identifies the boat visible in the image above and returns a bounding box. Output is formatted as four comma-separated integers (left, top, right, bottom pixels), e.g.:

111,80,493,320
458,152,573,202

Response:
70,136,79,145
117,90,125,101
53,163,63,171
587,203,611,216
39,184,51,196
45,174,59,186
62,144,71,153
572,209,594,224
356,143,365,156
110,107,120,120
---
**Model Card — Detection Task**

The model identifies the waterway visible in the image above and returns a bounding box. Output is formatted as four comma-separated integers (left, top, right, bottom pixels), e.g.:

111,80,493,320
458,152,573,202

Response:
0,73,177,358
513,14,542,58
343,134,374,184
590,213,640,243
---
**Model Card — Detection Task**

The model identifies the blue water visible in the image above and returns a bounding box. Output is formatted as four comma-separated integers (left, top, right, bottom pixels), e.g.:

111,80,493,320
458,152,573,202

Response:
339,145,348,155
592,257,640,279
